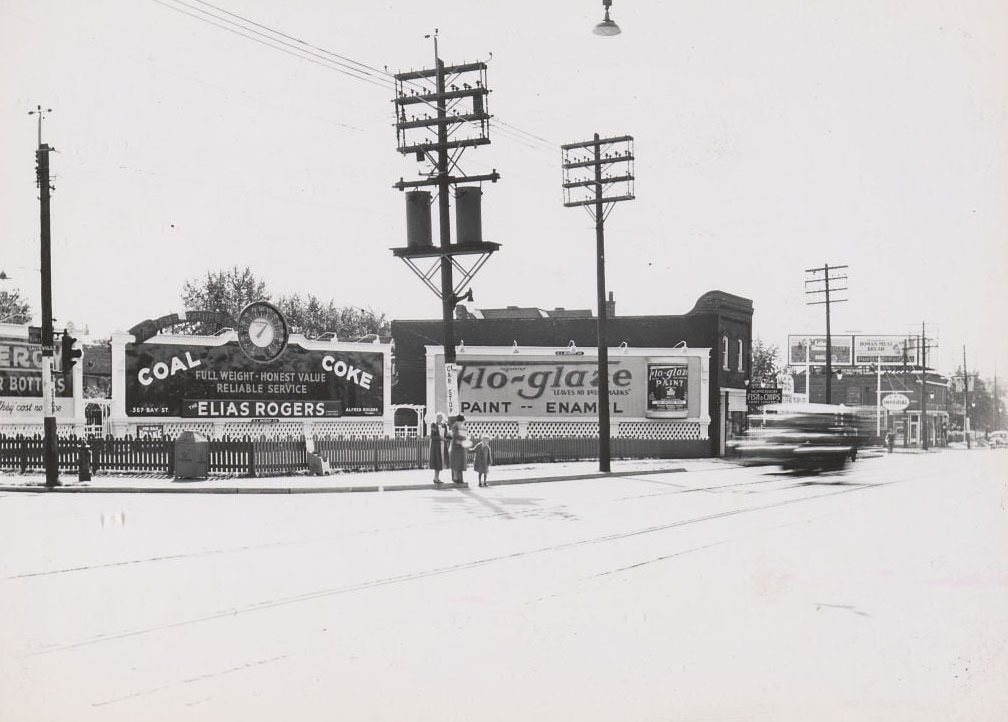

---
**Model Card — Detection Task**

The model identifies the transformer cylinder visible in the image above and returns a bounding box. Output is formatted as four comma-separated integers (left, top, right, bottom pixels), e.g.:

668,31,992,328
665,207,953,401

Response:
405,191,433,248
455,187,483,245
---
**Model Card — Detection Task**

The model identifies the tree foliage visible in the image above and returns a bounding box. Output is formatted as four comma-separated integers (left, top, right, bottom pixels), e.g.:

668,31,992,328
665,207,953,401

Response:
180,267,388,339
276,294,389,340
751,337,781,381
0,289,33,325
949,367,1007,433
181,266,269,333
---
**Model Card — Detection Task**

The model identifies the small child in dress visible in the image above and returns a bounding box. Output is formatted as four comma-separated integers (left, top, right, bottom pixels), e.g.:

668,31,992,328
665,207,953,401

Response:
472,436,493,487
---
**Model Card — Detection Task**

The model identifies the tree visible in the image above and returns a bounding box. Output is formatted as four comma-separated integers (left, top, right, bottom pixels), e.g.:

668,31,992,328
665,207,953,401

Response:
0,289,32,324
179,268,389,339
275,293,389,340
181,266,269,333
948,368,1007,433
751,337,781,381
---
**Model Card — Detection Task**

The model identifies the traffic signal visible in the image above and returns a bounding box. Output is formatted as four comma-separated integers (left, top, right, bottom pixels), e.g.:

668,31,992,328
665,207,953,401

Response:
60,330,82,373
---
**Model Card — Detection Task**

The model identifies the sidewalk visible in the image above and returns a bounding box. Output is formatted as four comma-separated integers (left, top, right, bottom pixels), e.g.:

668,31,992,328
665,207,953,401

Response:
0,457,738,494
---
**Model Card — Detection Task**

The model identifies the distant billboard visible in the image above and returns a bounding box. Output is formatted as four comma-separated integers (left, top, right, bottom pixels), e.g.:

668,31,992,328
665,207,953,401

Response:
788,335,854,366
853,336,919,365
788,334,918,367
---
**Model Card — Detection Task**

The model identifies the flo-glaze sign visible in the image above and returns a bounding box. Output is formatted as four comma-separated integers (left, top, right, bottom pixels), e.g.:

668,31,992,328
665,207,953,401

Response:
125,340,383,418
450,355,698,419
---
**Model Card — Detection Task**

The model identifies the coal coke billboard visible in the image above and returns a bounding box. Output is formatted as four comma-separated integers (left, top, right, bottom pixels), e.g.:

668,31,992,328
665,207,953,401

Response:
125,340,383,418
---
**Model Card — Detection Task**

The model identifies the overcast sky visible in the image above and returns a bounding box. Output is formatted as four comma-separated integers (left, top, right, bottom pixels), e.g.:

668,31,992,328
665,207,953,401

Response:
1,0,1005,378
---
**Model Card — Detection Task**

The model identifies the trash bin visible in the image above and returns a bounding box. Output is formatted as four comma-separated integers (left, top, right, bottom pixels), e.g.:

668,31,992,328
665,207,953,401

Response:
174,431,209,480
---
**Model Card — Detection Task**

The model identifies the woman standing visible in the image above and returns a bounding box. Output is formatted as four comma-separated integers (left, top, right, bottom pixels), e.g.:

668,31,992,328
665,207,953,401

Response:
429,412,450,484
448,414,470,485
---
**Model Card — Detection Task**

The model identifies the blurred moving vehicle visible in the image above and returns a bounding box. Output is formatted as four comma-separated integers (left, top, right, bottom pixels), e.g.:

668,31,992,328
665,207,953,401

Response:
728,403,871,473
989,430,1008,449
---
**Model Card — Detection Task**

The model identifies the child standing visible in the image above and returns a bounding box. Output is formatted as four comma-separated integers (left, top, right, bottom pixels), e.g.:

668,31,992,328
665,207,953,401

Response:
472,436,493,487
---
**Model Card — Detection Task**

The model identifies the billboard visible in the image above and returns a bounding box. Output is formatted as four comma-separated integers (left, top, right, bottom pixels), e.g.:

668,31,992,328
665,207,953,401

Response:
788,335,854,365
125,340,384,418
646,363,689,416
789,334,919,366
853,335,919,365
0,336,74,419
431,352,703,420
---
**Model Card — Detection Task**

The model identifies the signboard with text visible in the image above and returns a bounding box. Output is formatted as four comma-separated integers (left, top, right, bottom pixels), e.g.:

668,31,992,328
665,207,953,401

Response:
125,340,383,418
853,335,918,365
789,334,919,367
430,352,705,420
646,363,689,416
0,336,74,419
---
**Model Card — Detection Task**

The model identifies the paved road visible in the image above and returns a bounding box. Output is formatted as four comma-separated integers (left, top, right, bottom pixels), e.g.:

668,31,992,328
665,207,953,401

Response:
1,450,1006,721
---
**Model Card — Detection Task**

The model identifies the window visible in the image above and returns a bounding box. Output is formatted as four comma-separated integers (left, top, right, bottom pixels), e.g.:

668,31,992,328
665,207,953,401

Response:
737,339,744,372
722,336,729,370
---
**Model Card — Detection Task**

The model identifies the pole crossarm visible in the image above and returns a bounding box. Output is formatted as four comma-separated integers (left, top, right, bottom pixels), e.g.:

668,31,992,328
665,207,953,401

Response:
395,61,488,81
563,194,635,208
561,134,633,150
562,174,634,189
398,137,490,155
393,171,499,190
561,154,634,170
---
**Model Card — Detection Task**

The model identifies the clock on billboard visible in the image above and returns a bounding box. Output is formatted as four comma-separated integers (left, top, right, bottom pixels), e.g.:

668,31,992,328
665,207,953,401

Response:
236,301,289,363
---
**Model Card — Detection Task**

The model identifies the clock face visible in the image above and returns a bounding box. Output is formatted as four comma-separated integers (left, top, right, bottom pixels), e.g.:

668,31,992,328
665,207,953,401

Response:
237,301,289,363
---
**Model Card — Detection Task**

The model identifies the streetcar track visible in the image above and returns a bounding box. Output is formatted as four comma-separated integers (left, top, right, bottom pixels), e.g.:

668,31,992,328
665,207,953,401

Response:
2,461,892,581
20,477,898,659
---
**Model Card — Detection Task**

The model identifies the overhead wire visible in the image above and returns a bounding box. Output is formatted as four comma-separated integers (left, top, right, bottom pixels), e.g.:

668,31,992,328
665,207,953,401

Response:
150,0,559,154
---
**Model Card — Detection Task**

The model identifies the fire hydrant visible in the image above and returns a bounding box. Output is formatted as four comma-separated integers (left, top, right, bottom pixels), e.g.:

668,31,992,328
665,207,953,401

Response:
77,440,92,482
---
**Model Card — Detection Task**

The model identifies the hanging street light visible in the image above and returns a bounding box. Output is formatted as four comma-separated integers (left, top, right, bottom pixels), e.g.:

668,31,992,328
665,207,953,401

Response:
593,0,621,36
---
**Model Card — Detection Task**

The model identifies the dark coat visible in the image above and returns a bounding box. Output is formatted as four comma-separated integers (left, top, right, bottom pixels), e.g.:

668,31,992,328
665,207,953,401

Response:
428,422,449,471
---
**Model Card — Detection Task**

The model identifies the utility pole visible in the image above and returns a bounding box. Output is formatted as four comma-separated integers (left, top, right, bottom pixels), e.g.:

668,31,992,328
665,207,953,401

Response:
963,345,970,449
30,105,59,488
390,34,500,418
804,264,848,403
920,323,928,451
561,134,635,472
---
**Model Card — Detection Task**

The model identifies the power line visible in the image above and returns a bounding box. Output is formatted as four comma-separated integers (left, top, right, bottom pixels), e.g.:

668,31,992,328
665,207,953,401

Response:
149,0,558,153
151,0,391,90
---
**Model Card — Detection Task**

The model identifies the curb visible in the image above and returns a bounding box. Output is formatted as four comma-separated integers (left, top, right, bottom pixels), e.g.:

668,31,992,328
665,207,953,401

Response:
0,466,689,495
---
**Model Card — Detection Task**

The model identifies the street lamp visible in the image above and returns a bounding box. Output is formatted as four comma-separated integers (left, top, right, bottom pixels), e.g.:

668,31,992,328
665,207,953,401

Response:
593,0,621,36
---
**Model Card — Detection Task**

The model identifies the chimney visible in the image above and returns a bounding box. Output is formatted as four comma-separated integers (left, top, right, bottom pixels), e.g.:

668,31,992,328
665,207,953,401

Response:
605,291,616,317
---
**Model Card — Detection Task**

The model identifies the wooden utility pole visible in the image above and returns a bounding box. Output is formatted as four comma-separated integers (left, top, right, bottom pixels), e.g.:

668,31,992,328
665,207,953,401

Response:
561,134,635,472
390,35,500,420
804,264,848,403
963,345,971,449
30,105,59,487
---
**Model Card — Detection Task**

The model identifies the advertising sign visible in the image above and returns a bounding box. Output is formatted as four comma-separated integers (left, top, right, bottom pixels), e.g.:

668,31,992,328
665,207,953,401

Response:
854,336,918,365
445,363,461,417
746,388,783,407
646,363,689,416
881,393,910,412
0,336,74,419
455,357,646,417
788,335,854,366
125,340,383,418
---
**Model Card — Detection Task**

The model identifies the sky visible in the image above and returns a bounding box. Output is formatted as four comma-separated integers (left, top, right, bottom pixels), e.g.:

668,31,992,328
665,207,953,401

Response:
1,0,1006,379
